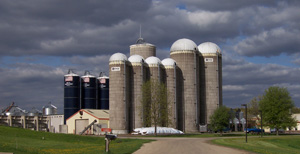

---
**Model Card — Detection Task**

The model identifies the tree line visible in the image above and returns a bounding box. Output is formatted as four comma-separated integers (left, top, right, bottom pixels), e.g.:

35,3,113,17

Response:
210,86,297,135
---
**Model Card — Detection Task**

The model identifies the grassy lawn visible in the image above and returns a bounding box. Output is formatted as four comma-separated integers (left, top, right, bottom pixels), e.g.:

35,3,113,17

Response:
212,135,300,154
0,126,153,154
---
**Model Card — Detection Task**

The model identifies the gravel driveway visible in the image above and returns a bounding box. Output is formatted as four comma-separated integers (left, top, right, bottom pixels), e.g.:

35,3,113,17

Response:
130,137,252,154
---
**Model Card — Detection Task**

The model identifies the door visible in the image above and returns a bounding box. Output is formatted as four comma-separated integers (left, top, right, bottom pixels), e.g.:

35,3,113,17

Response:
75,119,89,134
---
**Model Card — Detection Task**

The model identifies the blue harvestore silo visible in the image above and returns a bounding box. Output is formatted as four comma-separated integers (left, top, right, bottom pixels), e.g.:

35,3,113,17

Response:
64,69,80,123
81,71,97,109
97,73,109,109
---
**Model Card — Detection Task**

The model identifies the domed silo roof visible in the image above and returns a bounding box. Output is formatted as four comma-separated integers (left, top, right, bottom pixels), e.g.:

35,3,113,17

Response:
162,58,176,67
145,56,161,66
109,53,128,62
198,42,221,54
128,55,144,63
170,38,198,52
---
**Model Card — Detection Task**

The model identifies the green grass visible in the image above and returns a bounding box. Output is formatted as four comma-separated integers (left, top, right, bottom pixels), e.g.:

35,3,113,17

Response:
212,135,300,154
0,126,153,154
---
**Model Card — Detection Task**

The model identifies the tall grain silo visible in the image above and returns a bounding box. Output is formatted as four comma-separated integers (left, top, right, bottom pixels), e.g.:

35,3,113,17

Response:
162,58,178,129
97,73,109,109
128,55,145,129
170,38,200,133
145,56,163,82
81,71,97,109
109,53,131,134
130,38,156,59
64,69,80,123
198,42,222,125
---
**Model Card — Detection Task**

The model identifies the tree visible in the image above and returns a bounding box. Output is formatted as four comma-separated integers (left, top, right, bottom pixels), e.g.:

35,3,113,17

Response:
248,96,260,119
248,96,263,128
141,79,171,135
259,86,297,135
291,107,300,114
209,106,230,136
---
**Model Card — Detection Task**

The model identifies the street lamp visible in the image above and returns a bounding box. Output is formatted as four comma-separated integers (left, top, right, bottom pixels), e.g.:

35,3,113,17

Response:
241,104,247,143
259,110,263,138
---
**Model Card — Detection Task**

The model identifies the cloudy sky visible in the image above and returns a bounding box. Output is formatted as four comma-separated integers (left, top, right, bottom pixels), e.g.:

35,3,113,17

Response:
1,0,300,113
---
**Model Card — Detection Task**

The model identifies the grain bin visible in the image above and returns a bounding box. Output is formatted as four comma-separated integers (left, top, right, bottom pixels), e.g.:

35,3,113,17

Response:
170,38,200,133
43,102,57,115
81,71,97,109
97,73,109,110
128,55,145,129
109,53,131,134
198,42,222,125
130,38,156,59
64,69,80,123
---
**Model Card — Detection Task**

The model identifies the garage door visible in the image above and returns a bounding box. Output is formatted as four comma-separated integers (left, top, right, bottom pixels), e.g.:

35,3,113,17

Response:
75,119,89,134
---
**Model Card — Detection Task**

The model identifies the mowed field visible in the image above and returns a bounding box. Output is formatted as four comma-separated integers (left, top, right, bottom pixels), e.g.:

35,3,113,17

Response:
0,126,153,154
212,135,300,154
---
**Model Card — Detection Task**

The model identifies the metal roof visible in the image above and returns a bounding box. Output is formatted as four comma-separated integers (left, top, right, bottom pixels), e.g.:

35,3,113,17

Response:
198,42,221,54
109,53,128,62
145,56,161,65
161,58,176,66
128,55,144,63
170,38,198,52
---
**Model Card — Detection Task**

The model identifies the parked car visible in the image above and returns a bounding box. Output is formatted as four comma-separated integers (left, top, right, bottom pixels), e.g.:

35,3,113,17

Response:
245,127,264,134
270,128,285,134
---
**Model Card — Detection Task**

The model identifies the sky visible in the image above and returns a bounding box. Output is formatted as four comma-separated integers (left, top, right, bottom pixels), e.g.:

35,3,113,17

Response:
0,0,300,114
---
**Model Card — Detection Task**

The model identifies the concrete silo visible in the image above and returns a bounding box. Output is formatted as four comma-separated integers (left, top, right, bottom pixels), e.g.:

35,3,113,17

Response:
64,70,80,123
198,42,222,125
161,58,178,129
145,56,163,82
97,74,109,109
109,53,131,134
170,38,200,133
130,38,156,59
128,55,146,129
81,71,97,109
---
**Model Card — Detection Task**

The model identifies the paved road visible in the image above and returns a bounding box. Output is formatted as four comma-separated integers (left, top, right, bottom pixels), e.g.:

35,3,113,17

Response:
131,137,252,154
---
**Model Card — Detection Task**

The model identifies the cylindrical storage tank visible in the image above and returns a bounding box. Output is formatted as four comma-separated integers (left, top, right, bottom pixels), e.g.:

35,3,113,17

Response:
198,42,222,125
130,38,156,59
29,108,42,116
170,38,200,133
81,71,97,109
97,75,109,109
145,56,162,82
64,70,80,123
43,102,57,115
109,53,131,134
162,58,178,128
128,55,145,129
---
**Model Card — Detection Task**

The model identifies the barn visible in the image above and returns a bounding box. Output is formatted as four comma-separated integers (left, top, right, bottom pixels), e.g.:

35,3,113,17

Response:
66,109,109,135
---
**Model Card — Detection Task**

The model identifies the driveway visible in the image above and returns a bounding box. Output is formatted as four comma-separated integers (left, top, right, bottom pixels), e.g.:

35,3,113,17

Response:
130,137,252,154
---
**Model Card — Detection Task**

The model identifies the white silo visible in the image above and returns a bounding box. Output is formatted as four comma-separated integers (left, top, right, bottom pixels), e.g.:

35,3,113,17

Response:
109,53,131,134
162,58,178,128
198,42,222,125
128,55,146,129
170,38,200,132
130,38,156,59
